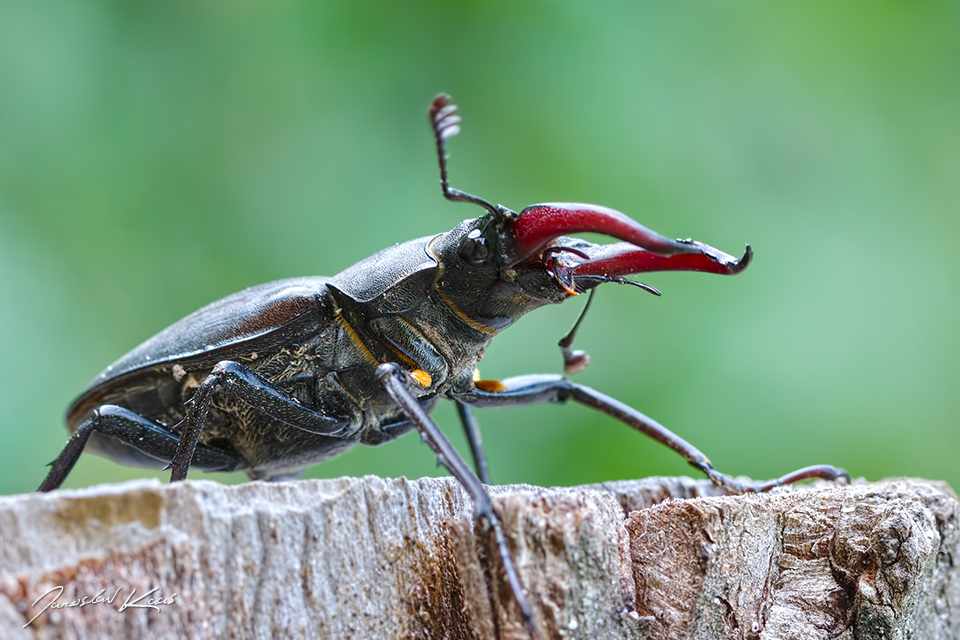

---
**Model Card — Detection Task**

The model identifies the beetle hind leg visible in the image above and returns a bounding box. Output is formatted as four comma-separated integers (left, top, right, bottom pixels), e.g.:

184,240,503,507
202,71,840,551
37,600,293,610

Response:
38,405,240,492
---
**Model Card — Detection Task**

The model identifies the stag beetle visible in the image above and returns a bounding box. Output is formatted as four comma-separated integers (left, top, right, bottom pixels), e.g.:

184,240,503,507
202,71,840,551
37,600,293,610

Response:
40,94,848,636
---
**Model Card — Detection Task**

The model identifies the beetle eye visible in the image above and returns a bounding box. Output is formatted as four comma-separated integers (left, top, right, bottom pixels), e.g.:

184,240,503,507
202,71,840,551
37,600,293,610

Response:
459,228,489,264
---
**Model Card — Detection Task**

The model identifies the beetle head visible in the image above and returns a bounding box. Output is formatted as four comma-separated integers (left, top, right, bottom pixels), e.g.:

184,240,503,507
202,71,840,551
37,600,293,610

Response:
430,203,751,333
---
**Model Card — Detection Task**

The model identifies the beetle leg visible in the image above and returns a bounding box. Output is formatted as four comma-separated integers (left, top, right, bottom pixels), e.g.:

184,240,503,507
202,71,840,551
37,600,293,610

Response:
38,405,239,492
377,363,541,639
170,361,353,482
456,401,492,484
454,374,850,494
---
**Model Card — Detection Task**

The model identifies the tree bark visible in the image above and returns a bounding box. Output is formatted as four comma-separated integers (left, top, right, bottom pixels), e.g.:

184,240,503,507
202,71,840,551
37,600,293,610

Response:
0,476,957,639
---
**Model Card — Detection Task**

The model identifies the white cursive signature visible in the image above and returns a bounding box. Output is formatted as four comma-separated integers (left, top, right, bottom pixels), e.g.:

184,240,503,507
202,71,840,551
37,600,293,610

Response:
23,585,178,628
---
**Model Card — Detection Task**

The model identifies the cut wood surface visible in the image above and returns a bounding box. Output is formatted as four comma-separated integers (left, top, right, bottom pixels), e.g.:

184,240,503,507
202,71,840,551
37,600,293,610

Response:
0,476,957,639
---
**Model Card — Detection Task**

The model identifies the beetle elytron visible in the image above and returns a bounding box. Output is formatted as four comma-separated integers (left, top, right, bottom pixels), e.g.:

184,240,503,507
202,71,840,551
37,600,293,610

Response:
40,95,848,636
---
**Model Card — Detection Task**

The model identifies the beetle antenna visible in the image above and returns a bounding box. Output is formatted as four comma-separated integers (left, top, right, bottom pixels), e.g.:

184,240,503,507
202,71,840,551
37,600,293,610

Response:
558,288,597,374
429,94,504,221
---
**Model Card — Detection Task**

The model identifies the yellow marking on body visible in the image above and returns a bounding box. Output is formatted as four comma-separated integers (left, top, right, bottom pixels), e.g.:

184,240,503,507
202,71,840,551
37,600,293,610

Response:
385,344,417,368
337,314,378,364
426,234,443,257
427,235,499,336
475,379,507,393
472,368,481,382
434,288,499,335
369,315,425,369
410,369,432,388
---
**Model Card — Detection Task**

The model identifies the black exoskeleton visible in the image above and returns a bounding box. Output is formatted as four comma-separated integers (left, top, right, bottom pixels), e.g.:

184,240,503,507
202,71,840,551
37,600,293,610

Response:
40,95,848,638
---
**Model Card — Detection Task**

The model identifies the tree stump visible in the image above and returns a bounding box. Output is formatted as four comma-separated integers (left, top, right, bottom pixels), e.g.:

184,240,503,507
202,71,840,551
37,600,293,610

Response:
0,476,956,639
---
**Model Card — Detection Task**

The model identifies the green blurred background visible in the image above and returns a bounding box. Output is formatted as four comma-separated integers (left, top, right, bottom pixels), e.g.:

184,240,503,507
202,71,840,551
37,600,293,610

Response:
1,1,958,496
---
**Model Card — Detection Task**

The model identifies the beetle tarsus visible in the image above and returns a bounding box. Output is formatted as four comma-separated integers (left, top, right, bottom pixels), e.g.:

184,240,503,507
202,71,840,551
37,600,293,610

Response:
704,468,746,494
738,464,852,493
701,464,853,494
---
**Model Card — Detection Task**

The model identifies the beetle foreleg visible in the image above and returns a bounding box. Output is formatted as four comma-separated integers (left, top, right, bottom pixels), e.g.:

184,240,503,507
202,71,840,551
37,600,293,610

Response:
377,363,541,639
454,374,850,493
169,361,352,482
38,405,239,492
